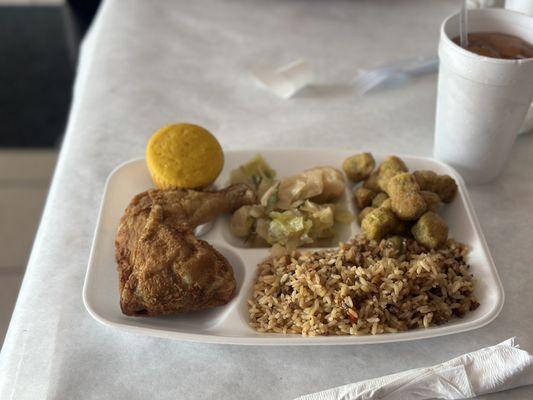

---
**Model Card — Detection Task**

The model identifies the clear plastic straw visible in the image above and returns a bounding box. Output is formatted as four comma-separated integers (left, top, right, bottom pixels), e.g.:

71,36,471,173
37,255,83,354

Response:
459,0,469,48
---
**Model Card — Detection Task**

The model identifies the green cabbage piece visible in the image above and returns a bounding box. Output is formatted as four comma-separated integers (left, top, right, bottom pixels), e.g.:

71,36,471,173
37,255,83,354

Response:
267,211,312,246
230,154,276,197
297,201,334,238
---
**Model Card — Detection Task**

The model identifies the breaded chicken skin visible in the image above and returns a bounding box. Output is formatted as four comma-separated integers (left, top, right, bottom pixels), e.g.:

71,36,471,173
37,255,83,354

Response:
115,184,256,316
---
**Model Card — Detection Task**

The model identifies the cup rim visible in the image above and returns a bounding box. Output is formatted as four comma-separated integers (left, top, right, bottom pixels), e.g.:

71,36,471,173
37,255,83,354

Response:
441,8,533,65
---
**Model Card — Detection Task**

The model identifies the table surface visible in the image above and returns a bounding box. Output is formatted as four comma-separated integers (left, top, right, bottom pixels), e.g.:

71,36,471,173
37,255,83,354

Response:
1,0,533,399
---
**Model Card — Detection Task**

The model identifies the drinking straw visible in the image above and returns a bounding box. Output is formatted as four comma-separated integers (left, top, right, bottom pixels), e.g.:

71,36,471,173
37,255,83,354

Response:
459,0,469,48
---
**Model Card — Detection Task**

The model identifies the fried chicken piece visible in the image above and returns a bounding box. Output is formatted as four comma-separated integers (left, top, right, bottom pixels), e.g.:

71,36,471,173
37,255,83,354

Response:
115,184,256,316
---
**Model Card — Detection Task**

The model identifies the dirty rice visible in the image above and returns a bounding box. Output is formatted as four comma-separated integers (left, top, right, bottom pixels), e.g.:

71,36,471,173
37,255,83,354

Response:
248,235,479,336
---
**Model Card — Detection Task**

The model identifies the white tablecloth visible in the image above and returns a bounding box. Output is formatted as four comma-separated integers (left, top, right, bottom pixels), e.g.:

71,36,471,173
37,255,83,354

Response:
1,0,533,398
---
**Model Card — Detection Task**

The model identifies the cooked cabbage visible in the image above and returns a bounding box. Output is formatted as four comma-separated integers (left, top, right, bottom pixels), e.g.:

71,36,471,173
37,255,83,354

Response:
267,211,313,246
230,154,276,197
300,201,335,239
311,167,346,203
276,167,345,209
260,182,279,212
229,205,257,237
229,156,352,254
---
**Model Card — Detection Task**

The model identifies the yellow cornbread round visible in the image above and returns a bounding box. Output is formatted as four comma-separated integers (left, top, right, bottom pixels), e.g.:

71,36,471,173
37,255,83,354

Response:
146,123,224,189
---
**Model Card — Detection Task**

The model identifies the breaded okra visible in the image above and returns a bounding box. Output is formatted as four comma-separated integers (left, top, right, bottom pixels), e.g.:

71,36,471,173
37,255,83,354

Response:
361,208,399,241
363,170,381,192
357,206,375,225
377,156,409,191
385,172,427,220
413,170,458,203
343,152,375,182
353,187,377,209
411,211,448,249
371,192,389,208
420,190,441,213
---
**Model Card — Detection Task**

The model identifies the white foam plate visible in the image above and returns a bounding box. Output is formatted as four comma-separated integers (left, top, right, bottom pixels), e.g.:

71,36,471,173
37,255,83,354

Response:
83,149,504,345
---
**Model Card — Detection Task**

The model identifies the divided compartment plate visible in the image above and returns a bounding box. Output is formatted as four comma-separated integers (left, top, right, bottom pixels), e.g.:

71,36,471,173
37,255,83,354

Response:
83,149,504,345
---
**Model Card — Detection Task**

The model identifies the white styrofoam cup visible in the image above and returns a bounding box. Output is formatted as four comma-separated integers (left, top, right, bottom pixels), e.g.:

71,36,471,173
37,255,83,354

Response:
506,0,533,16
434,9,533,184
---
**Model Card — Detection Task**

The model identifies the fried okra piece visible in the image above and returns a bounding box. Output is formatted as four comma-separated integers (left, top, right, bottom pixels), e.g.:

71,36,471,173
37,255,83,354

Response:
382,235,407,257
411,211,448,249
413,170,458,203
343,153,375,182
379,198,392,210
371,192,389,208
377,156,408,191
361,208,399,241
385,172,427,220
357,206,375,225
363,170,381,192
420,191,441,213
438,175,458,203
374,197,408,233
354,187,377,209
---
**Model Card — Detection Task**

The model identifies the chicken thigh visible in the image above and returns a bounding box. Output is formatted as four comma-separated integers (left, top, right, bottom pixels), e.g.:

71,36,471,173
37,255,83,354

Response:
116,184,256,316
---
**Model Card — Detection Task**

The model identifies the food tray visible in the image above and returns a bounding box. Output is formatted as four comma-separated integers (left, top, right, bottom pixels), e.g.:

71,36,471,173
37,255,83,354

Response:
83,149,504,345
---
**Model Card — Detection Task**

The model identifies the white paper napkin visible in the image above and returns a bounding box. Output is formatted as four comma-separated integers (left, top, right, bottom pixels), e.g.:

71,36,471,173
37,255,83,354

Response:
251,59,314,99
295,338,533,400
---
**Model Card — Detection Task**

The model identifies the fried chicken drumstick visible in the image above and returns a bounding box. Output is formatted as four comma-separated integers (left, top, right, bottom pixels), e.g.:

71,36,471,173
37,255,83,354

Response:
115,183,256,316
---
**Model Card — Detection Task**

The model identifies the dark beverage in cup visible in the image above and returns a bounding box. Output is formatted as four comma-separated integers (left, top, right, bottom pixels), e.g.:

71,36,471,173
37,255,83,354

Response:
452,32,533,60
434,9,533,184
